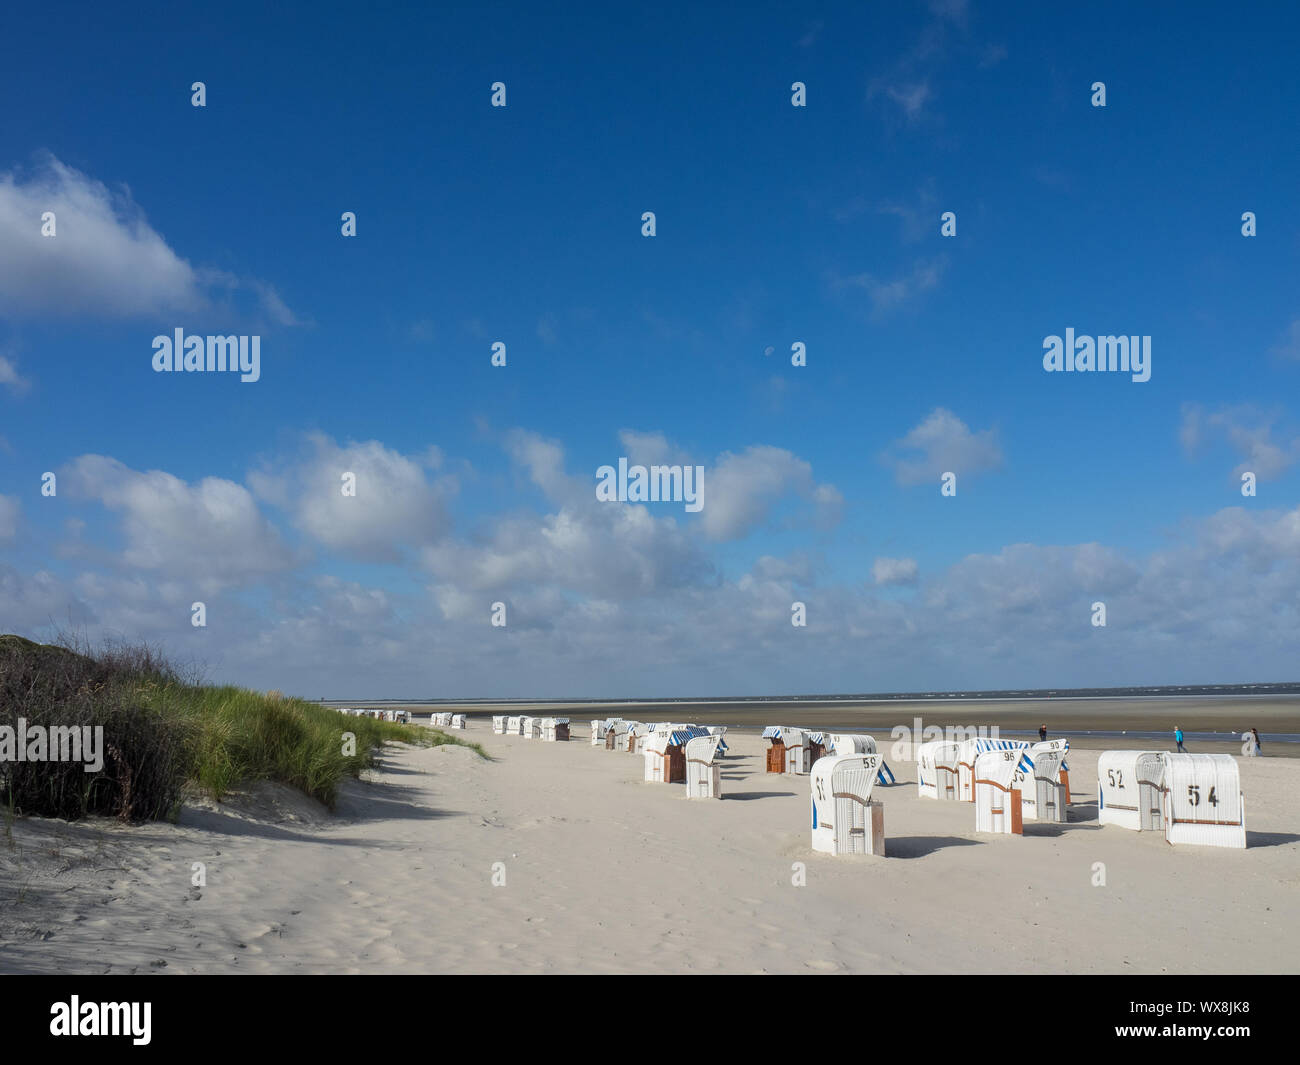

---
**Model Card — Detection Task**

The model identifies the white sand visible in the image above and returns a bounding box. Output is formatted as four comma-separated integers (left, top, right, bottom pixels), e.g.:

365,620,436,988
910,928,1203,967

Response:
1,727,1296,974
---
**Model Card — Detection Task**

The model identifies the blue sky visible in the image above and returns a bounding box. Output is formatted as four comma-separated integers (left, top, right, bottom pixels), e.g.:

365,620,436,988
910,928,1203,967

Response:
1,0,1298,697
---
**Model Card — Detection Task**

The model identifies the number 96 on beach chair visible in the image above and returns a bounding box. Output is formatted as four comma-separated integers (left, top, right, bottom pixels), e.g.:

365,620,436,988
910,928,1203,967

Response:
974,750,1023,835
810,754,885,856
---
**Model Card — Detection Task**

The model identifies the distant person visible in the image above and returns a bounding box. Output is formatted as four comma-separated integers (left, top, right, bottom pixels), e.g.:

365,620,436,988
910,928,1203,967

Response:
1253,728,1262,756
1038,723,1048,742
1174,726,1186,753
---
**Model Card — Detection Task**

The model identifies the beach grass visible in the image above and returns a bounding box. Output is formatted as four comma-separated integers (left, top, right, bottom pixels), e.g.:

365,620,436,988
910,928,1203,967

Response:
0,633,476,822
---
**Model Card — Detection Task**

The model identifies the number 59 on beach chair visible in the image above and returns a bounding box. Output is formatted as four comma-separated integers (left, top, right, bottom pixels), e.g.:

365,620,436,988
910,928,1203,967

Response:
810,754,885,856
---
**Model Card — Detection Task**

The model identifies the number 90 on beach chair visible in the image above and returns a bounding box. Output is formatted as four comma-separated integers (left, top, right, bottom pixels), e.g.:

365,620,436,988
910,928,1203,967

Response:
1016,740,1069,822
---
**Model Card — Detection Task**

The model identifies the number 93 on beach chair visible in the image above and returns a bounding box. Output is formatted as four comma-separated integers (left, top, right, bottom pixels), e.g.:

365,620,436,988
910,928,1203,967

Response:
1015,739,1069,822
810,753,886,856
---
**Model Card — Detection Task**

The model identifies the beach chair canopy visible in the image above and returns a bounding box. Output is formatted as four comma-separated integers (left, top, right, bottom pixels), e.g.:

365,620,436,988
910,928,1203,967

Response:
685,734,723,764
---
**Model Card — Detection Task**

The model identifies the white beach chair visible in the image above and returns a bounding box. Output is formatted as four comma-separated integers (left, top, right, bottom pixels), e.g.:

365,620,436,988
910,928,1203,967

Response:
684,735,723,798
811,754,884,856
974,749,1023,835
1162,753,1245,848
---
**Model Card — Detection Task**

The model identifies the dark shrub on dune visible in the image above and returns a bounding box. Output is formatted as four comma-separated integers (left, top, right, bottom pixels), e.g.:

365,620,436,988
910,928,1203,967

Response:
0,634,453,823
0,635,194,821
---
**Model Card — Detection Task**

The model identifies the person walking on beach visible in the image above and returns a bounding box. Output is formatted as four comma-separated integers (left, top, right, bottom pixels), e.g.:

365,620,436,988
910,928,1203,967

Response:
1038,723,1048,742
1174,726,1186,753
1252,727,1262,756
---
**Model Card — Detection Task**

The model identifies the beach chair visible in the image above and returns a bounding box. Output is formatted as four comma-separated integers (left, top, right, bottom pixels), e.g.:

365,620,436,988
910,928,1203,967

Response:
1162,753,1245,848
811,754,885,856
1098,750,1163,830
1018,742,1067,822
916,739,961,800
974,749,1023,835
685,735,723,798
958,737,1031,802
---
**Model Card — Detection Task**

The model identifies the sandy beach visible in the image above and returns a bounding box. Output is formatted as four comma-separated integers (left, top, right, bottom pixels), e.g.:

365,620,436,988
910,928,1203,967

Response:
2,722,1296,975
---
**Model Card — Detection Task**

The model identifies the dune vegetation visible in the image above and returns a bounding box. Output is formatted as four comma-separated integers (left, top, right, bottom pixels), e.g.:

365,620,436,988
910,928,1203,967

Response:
0,634,467,822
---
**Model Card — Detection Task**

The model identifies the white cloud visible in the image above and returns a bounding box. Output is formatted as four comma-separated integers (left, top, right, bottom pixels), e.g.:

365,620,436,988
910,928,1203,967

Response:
873,556,919,586
878,182,941,244
833,257,947,316
62,455,294,587
882,408,1003,486
699,445,842,541
504,428,586,504
617,429,692,468
749,553,817,585
886,81,933,119
423,501,713,600
0,155,296,322
1180,403,1300,481
0,354,30,394
250,433,454,560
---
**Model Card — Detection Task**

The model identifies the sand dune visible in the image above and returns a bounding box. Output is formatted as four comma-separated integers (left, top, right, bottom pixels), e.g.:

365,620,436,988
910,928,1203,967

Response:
2,726,1296,974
